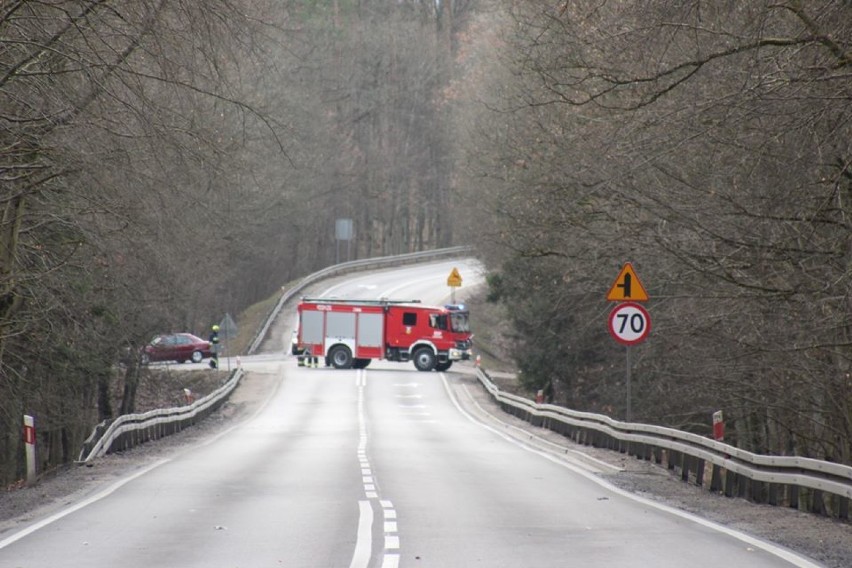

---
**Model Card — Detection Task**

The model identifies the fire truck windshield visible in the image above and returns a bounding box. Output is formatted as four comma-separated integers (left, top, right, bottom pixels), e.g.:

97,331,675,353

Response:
450,312,470,333
430,314,448,330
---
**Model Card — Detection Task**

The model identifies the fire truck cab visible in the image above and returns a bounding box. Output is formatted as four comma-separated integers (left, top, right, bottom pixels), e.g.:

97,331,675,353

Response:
296,298,472,372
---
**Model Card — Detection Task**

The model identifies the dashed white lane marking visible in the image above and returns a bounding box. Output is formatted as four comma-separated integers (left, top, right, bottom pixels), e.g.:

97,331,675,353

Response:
398,383,430,420
355,372,402,567
379,498,399,564
385,535,400,549
357,370,372,499
382,500,400,556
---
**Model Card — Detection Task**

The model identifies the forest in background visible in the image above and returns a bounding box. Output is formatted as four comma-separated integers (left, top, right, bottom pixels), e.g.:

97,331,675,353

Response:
2,0,851,487
0,0,469,485
456,1,852,469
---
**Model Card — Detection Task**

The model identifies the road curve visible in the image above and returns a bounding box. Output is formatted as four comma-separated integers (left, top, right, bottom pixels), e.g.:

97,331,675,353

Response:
0,259,822,567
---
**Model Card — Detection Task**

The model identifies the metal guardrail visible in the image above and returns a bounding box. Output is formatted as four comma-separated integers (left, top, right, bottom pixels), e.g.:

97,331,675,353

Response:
77,245,851,521
77,246,472,462
474,367,852,519
246,246,472,355
78,369,244,463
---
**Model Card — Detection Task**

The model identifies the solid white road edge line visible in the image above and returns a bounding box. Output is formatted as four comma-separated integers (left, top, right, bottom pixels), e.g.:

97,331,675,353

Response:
349,500,373,568
439,373,824,568
461,384,621,474
0,459,170,550
0,363,290,549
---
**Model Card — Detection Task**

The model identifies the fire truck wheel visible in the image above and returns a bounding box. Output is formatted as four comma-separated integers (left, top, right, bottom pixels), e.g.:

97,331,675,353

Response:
435,361,452,372
352,358,371,369
329,345,353,369
413,347,436,372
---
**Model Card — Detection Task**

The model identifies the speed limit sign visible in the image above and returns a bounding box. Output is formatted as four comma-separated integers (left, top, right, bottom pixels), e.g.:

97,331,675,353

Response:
608,302,651,345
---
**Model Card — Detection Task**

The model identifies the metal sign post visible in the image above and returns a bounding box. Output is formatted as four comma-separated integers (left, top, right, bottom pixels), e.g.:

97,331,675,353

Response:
625,347,632,422
606,263,650,422
219,313,238,372
335,218,354,264
608,302,650,421
447,267,462,303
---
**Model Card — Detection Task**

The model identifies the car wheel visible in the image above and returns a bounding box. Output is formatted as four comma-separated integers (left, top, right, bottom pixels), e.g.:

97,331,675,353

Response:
140,353,150,365
413,347,436,372
328,345,353,369
191,350,203,363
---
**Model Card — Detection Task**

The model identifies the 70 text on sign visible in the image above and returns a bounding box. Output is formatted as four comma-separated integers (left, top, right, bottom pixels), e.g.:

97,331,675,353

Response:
608,302,651,346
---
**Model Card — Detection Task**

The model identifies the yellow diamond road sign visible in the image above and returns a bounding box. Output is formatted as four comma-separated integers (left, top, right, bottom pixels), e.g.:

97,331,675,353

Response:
606,262,649,302
447,267,462,287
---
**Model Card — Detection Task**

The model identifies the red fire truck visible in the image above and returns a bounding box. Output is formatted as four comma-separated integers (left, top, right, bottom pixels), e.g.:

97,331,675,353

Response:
295,298,473,371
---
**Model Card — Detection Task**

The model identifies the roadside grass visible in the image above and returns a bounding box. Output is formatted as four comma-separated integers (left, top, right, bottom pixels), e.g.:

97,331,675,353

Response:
229,279,521,374
126,282,297,413
221,289,286,356
129,277,525,412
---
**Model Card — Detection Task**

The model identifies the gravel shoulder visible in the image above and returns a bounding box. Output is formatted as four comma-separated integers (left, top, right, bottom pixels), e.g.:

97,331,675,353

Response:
0,367,276,541
447,365,852,568
2,362,849,567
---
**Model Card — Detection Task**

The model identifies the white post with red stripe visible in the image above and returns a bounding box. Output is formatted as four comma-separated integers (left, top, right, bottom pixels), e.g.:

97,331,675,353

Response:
23,415,36,485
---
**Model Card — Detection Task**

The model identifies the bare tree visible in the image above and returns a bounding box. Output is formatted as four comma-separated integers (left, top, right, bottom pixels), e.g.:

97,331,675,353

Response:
0,0,293,484
456,0,852,465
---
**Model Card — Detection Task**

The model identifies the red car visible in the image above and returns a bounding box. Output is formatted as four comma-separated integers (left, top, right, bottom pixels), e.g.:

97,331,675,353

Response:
141,333,213,364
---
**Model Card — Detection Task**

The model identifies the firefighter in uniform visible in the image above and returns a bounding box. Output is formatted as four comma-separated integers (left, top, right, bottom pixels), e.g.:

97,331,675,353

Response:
302,347,318,368
208,324,220,369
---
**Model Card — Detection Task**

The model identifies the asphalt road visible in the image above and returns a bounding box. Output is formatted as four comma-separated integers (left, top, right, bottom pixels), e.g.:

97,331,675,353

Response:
0,259,824,567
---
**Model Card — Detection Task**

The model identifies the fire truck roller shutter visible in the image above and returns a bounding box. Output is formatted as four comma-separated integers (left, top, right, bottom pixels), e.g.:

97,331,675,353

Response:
358,313,383,347
326,312,356,340
301,310,325,344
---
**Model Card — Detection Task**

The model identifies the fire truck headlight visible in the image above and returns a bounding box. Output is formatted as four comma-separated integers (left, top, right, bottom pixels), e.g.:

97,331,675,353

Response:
449,348,471,360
